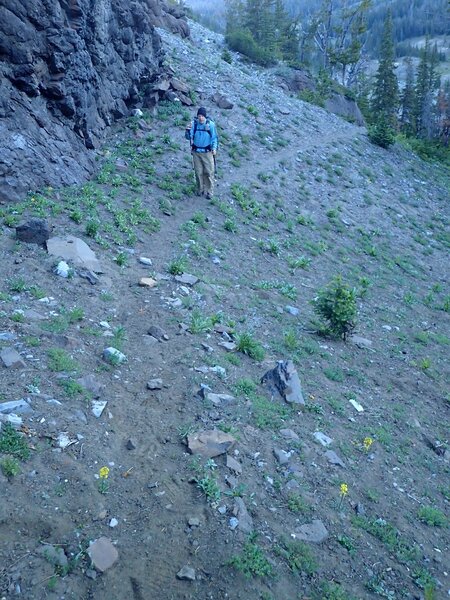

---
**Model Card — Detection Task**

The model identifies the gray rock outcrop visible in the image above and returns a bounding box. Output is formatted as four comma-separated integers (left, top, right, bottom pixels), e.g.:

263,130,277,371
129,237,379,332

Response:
0,0,188,202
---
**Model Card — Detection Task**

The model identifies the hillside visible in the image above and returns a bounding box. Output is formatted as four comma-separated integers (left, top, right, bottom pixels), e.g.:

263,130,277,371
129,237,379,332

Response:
0,18,449,600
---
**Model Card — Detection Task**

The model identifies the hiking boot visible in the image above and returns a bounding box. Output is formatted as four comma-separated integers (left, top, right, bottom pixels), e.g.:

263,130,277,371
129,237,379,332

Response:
196,190,203,197
206,192,213,199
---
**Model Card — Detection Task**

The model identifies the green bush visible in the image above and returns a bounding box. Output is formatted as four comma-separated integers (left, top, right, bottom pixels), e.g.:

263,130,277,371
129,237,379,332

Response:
368,118,396,149
225,29,276,67
313,276,357,339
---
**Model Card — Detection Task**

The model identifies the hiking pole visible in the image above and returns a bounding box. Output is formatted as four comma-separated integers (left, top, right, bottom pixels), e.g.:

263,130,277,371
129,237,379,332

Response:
213,154,217,177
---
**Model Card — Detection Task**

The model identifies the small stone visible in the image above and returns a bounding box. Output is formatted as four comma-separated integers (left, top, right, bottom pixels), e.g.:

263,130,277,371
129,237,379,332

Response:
174,273,199,286
56,261,70,277
217,506,227,515
147,379,163,390
139,277,157,288
91,401,108,418
229,517,239,530
176,566,196,581
313,431,333,447
147,325,166,341
324,450,345,467
187,429,236,458
103,347,127,364
349,399,364,412
293,520,329,543
226,455,242,475
1,348,26,369
139,257,153,266
126,438,137,450
218,341,237,352
279,428,299,441
109,518,119,528
188,518,200,527
207,393,236,406
349,335,374,350
285,305,299,316
273,448,291,465
88,537,119,572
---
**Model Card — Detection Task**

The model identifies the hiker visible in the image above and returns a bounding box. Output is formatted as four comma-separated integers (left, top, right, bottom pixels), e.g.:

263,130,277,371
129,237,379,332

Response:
185,107,218,199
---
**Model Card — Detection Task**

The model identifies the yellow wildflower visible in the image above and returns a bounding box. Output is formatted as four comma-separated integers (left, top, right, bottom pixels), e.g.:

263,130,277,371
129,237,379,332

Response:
340,483,348,497
99,466,110,479
363,437,374,451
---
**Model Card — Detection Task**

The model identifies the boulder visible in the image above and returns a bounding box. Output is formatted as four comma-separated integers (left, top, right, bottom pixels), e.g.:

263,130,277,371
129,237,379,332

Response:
261,360,305,405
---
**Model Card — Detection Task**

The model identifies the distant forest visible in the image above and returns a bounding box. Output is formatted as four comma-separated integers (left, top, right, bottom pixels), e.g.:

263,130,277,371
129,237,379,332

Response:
183,0,449,56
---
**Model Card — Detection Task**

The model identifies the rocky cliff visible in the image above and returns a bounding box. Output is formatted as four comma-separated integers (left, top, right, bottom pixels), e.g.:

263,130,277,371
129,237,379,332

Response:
0,0,188,202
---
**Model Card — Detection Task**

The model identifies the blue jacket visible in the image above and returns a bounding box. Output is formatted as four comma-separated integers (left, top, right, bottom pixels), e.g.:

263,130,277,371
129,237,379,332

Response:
186,117,218,152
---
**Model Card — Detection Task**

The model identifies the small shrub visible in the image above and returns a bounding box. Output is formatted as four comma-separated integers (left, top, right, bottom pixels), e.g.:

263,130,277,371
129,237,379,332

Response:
368,118,395,149
313,276,357,339
275,539,317,575
0,424,30,460
1,456,21,478
229,534,274,578
167,257,187,275
417,506,447,527
236,332,265,361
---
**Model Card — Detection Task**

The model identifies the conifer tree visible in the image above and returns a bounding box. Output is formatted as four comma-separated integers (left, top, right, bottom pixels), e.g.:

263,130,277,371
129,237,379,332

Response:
400,57,416,135
371,10,398,128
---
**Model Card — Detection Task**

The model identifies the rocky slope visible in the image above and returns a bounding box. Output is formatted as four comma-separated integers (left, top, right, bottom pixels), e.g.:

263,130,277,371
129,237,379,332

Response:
0,0,188,203
0,18,449,600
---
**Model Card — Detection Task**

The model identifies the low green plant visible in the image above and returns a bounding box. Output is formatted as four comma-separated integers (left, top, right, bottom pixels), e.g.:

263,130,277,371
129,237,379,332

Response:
313,276,357,339
188,310,212,334
236,332,265,361
47,349,78,372
417,506,447,527
275,538,317,575
115,252,128,267
1,456,21,478
229,534,273,578
0,424,30,460
287,493,310,514
167,257,187,275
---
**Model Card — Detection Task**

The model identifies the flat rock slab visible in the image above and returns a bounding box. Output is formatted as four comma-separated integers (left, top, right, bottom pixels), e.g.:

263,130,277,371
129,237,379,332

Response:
47,236,103,273
174,273,199,286
1,348,26,368
261,360,305,405
279,428,300,441
349,335,374,350
0,400,32,415
139,277,157,288
187,429,236,458
324,450,345,467
294,520,329,543
88,537,118,572
147,379,163,390
207,392,236,406
176,566,196,581
313,431,333,447
226,455,242,474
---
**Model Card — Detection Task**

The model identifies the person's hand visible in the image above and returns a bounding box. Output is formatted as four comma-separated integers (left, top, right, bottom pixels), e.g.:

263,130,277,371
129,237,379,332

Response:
212,150,217,156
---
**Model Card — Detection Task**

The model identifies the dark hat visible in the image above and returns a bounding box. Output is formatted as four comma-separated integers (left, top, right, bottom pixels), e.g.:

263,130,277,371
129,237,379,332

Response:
197,107,207,117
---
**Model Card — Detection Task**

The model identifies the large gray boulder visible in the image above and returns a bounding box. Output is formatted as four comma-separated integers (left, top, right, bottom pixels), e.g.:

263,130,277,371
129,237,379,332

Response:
0,0,188,202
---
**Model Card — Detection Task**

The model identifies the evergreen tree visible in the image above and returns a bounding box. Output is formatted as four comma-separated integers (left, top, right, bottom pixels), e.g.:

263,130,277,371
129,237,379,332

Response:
371,10,398,128
400,57,415,135
413,39,440,139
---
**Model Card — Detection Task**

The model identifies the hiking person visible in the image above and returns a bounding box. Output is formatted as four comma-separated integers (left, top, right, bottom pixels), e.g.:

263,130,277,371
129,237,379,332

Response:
185,107,218,199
